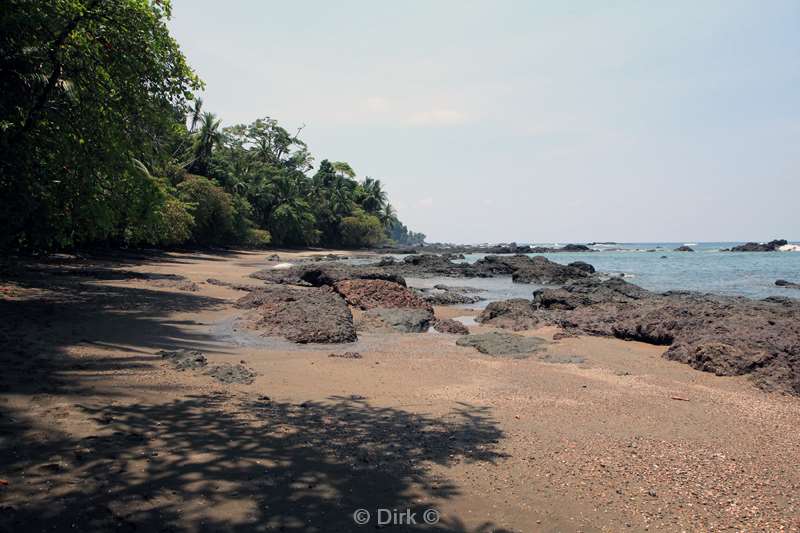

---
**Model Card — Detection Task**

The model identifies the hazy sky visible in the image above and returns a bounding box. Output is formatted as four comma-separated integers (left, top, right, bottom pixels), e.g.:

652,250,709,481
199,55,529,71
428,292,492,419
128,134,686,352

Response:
169,1,799,243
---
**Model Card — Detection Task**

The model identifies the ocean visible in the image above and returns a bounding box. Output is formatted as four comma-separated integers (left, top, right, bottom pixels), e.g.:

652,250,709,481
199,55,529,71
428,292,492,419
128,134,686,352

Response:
397,242,800,305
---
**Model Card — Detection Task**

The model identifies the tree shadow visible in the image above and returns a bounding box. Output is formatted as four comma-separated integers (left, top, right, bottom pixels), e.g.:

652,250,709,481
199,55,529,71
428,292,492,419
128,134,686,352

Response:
1,394,512,533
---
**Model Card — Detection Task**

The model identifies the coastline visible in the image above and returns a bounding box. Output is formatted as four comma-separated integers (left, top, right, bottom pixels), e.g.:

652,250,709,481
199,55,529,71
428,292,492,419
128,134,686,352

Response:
1,248,799,531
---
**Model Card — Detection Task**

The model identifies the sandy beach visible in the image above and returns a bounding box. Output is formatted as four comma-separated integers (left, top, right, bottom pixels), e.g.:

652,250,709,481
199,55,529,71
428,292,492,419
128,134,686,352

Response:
1,249,799,532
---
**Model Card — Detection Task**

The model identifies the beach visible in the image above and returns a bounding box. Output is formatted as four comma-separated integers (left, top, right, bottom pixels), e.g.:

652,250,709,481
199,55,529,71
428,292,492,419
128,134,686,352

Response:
2,249,799,532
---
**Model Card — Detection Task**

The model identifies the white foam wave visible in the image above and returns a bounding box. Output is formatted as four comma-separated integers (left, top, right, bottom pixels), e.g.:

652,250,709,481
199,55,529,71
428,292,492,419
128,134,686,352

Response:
779,244,800,252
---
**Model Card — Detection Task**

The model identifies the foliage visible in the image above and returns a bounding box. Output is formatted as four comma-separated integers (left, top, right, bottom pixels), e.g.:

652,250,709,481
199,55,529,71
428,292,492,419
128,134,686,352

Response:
339,212,385,248
177,175,235,245
0,0,201,250
0,1,424,252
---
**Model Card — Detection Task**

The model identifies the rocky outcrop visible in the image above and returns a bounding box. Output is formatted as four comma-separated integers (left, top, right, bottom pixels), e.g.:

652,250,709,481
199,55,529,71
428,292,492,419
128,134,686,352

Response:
250,262,406,287
728,240,788,252
477,299,540,331
456,332,549,357
472,255,590,285
673,246,695,252
235,285,356,343
418,286,484,305
433,318,469,335
568,261,596,274
333,279,432,311
775,279,800,289
361,308,434,333
532,277,651,310
510,256,591,284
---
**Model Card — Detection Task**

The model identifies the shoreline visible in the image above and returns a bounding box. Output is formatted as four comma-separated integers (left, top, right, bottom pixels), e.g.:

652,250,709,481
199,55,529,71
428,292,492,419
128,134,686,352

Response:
1,249,799,531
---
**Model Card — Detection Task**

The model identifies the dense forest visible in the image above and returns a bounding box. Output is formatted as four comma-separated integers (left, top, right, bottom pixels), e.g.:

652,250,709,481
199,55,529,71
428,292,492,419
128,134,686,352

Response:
0,0,424,252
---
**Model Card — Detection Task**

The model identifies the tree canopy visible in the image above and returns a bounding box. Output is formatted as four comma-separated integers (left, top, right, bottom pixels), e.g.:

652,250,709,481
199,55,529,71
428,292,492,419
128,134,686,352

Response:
0,0,424,252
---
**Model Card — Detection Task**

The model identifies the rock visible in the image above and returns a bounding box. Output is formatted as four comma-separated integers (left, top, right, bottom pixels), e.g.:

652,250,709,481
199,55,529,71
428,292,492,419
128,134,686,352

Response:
477,299,540,330
456,332,549,357
729,239,788,252
421,288,484,305
267,254,281,261
329,352,363,359
250,262,406,287
235,285,357,343
775,279,800,289
333,279,432,311
159,349,208,370
568,261,596,273
511,256,591,284
561,244,591,252
362,308,434,333
474,255,590,284
532,277,651,310
529,282,800,394
433,284,486,293
206,363,256,384
206,278,261,291
674,246,695,252
432,318,469,335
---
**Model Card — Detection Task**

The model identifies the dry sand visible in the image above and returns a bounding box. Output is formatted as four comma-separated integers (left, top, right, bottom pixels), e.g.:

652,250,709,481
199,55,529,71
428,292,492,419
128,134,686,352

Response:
1,249,798,532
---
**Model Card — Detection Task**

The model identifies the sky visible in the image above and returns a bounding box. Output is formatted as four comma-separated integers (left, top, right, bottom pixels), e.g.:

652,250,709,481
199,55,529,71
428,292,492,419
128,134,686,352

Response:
169,1,799,244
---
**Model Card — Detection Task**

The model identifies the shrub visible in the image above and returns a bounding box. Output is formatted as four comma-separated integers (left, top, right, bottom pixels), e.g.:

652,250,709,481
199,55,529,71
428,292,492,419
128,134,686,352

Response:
177,175,235,245
339,213,385,248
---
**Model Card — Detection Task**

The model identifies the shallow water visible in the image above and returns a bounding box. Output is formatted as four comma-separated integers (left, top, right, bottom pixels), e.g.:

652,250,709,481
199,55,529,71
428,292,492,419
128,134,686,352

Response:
394,242,800,301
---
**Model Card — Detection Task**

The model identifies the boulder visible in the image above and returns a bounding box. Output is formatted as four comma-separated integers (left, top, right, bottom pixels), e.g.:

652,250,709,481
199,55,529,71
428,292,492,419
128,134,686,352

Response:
568,261,596,273
477,299,540,331
333,279,432,311
456,332,549,357
362,308,434,333
673,246,695,252
729,239,788,252
433,318,470,335
250,262,406,287
235,285,357,343
775,279,800,289
532,277,651,310
511,256,591,284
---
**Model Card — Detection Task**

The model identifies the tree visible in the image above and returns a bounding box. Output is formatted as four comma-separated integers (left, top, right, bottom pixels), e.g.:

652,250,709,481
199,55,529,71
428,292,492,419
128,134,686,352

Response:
340,212,385,248
360,177,388,214
190,111,222,175
0,0,202,250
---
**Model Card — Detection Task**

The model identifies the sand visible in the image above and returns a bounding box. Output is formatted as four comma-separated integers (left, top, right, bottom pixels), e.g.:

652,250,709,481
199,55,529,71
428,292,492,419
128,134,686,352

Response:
1,249,798,532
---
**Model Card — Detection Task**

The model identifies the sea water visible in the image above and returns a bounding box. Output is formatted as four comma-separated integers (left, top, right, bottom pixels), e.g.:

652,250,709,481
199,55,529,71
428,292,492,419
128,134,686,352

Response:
395,242,800,305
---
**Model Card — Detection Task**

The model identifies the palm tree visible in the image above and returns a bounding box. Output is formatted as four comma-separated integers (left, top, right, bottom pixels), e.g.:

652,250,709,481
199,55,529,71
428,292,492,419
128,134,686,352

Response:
191,111,221,175
379,202,396,228
361,177,387,213
188,97,204,133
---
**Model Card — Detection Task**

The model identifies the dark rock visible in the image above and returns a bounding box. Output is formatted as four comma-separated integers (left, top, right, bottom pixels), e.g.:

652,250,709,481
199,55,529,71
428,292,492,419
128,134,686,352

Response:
673,246,695,252
206,363,256,384
432,318,469,335
333,279,432,311
568,261,596,273
421,288,484,305
775,279,800,289
729,239,788,252
362,308,434,333
511,256,591,284
456,332,549,357
532,277,651,310
236,285,357,343
561,244,591,252
159,349,208,370
250,262,406,287
477,299,540,331
267,254,281,261
329,352,363,359
433,284,486,293
530,282,800,394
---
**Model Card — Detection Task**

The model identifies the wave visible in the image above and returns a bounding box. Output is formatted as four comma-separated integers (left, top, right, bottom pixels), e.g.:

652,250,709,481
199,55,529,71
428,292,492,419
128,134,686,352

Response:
779,244,800,252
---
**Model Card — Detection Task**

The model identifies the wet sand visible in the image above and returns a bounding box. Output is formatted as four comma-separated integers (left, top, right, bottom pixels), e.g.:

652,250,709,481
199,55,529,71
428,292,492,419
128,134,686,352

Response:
1,249,798,532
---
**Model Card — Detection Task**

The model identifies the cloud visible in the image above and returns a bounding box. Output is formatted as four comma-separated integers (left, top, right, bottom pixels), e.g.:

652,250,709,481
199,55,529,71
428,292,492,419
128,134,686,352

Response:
417,196,434,208
405,109,468,126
